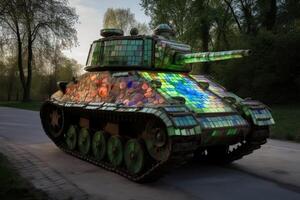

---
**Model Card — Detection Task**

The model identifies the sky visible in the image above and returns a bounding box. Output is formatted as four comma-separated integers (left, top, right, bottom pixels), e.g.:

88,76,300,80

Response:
63,0,150,65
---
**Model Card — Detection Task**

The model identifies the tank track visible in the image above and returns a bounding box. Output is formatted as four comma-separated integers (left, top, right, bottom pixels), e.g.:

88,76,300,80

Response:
41,100,269,182
40,101,197,182
225,132,267,163
194,128,268,164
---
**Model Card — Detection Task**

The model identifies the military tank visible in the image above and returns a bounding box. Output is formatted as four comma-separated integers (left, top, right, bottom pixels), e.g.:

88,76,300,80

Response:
40,24,275,182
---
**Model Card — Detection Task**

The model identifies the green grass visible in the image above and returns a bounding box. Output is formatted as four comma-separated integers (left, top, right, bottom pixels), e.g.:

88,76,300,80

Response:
0,101,42,111
0,153,47,200
270,104,300,142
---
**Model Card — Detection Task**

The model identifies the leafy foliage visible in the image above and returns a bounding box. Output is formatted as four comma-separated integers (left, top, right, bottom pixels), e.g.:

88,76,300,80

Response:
0,0,79,101
141,0,300,104
0,42,82,101
270,104,300,142
211,30,300,103
103,8,150,35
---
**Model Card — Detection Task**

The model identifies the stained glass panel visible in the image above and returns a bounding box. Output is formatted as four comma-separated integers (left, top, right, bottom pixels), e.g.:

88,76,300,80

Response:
140,72,234,114
102,40,146,66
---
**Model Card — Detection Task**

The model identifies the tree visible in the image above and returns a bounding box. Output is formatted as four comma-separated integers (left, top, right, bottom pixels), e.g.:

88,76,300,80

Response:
225,0,279,34
0,0,78,101
141,0,192,39
141,0,300,104
103,8,135,34
103,8,150,35
259,0,277,31
224,0,243,33
0,0,26,100
141,0,225,73
211,1,233,50
277,0,300,30
135,22,150,35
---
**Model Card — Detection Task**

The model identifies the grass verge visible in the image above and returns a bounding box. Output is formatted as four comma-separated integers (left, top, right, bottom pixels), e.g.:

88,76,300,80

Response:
0,101,42,111
270,104,300,142
0,153,47,200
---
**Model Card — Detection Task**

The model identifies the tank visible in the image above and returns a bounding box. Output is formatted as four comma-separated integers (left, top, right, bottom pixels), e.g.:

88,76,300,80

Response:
40,24,275,182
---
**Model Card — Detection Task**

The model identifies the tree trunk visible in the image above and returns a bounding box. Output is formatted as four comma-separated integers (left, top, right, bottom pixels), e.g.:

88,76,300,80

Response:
7,80,12,101
201,19,210,74
191,18,211,75
22,86,31,102
7,67,15,101
225,0,243,33
240,0,255,34
24,32,33,102
262,0,277,31
16,23,28,102
16,90,19,101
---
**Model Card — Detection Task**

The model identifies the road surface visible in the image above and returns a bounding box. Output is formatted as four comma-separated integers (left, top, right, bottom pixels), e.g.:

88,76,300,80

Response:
0,106,300,200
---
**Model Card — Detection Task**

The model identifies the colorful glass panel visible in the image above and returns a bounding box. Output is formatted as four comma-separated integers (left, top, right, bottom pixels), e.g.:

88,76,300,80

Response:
139,72,234,114
61,72,165,107
143,39,152,66
87,42,101,66
198,115,248,129
103,40,143,66
100,39,152,67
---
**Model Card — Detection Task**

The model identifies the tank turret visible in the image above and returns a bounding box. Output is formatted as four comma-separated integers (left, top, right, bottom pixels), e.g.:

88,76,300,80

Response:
85,24,250,72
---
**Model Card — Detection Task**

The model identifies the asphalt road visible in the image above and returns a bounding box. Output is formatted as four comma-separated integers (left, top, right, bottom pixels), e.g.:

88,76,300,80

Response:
0,106,300,200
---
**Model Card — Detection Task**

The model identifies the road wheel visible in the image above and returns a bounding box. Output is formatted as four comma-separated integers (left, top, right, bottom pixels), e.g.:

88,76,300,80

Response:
92,131,107,160
143,119,171,161
66,125,77,150
78,128,91,155
107,136,123,167
124,139,145,175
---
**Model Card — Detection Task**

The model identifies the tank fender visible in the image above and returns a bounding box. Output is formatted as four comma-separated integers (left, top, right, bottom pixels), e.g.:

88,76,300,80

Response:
240,100,275,126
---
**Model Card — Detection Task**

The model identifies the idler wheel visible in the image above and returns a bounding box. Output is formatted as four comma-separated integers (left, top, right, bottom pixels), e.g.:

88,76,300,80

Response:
66,125,77,150
78,128,91,155
92,131,107,160
43,104,65,138
124,139,145,175
107,136,123,167
143,120,171,161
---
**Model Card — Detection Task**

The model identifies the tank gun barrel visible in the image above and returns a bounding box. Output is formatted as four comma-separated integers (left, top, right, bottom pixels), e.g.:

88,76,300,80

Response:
175,50,251,64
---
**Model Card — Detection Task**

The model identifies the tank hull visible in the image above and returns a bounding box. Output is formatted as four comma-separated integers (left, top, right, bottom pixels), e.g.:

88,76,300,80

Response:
40,70,274,182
